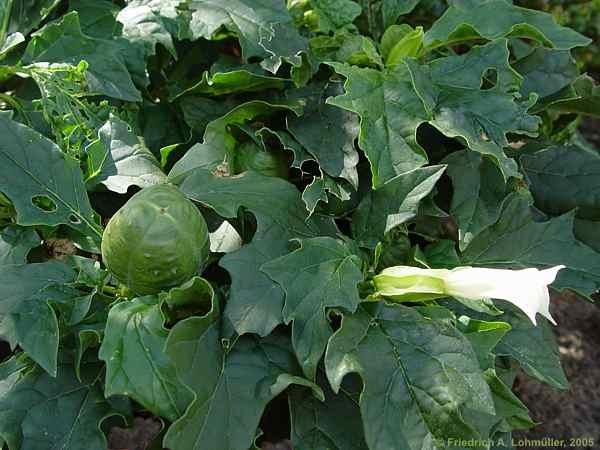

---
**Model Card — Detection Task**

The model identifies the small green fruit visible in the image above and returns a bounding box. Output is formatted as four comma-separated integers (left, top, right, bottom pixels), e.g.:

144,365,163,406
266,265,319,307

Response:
233,142,289,178
101,184,210,295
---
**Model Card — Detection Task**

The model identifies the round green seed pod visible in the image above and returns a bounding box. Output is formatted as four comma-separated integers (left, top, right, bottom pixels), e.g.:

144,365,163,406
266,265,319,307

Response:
101,184,210,295
233,141,289,179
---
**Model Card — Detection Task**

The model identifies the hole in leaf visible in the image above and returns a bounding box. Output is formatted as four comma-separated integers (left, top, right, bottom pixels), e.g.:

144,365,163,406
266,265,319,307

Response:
416,123,463,163
480,68,498,90
32,195,57,213
68,214,82,225
257,390,291,447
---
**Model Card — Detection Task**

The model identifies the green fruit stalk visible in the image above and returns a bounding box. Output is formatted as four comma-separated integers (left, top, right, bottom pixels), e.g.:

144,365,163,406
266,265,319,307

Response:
101,184,210,295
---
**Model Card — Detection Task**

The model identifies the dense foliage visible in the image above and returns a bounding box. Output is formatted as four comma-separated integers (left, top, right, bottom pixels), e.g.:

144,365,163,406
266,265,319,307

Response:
0,0,599,449
519,0,600,71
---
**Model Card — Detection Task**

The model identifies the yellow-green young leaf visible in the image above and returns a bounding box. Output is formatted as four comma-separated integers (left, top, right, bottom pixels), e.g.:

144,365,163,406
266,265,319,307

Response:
381,24,424,65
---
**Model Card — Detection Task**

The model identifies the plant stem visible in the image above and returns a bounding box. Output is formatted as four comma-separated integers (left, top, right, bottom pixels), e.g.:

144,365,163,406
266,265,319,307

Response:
101,285,119,296
0,0,14,49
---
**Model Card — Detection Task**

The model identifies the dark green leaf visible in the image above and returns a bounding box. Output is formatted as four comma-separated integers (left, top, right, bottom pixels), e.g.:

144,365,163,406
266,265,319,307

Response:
99,296,193,421
0,225,40,266
0,358,119,450
169,100,302,182
183,0,293,60
352,165,446,248
484,370,535,431
423,239,460,268
165,300,320,450
0,261,75,376
382,0,421,28
301,174,352,215
169,62,287,100
522,145,600,220
164,276,214,310
462,192,600,296
444,150,508,249
68,0,120,39
325,302,495,450
287,82,360,187
257,127,313,169
405,40,538,178
425,0,591,50
513,47,578,100
458,317,510,368
335,34,383,68
0,115,102,240
88,114,166,193
23,12,141,102
310,0,362,33
289,371,368,450
494,304,568,389
7,0,62,36
259,22,311,83
178,96,239,134
117,0,185,57
262,237,364,379
0,32,24,59
180,170,337,336
574,218,600,253
327,62,429,187
547,75,600,118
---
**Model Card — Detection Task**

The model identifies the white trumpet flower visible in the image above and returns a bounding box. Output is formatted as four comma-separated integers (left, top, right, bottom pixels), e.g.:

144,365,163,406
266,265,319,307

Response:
373,265,565,325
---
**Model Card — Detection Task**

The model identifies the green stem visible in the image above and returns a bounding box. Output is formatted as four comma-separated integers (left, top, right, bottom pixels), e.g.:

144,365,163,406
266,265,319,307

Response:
0,92,30,125
365,0,374,38
101,285,119,296
0,0,13,48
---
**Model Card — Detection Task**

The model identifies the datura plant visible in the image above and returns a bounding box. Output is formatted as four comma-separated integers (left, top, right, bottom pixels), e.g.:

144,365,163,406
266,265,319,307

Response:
0,0,599,449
